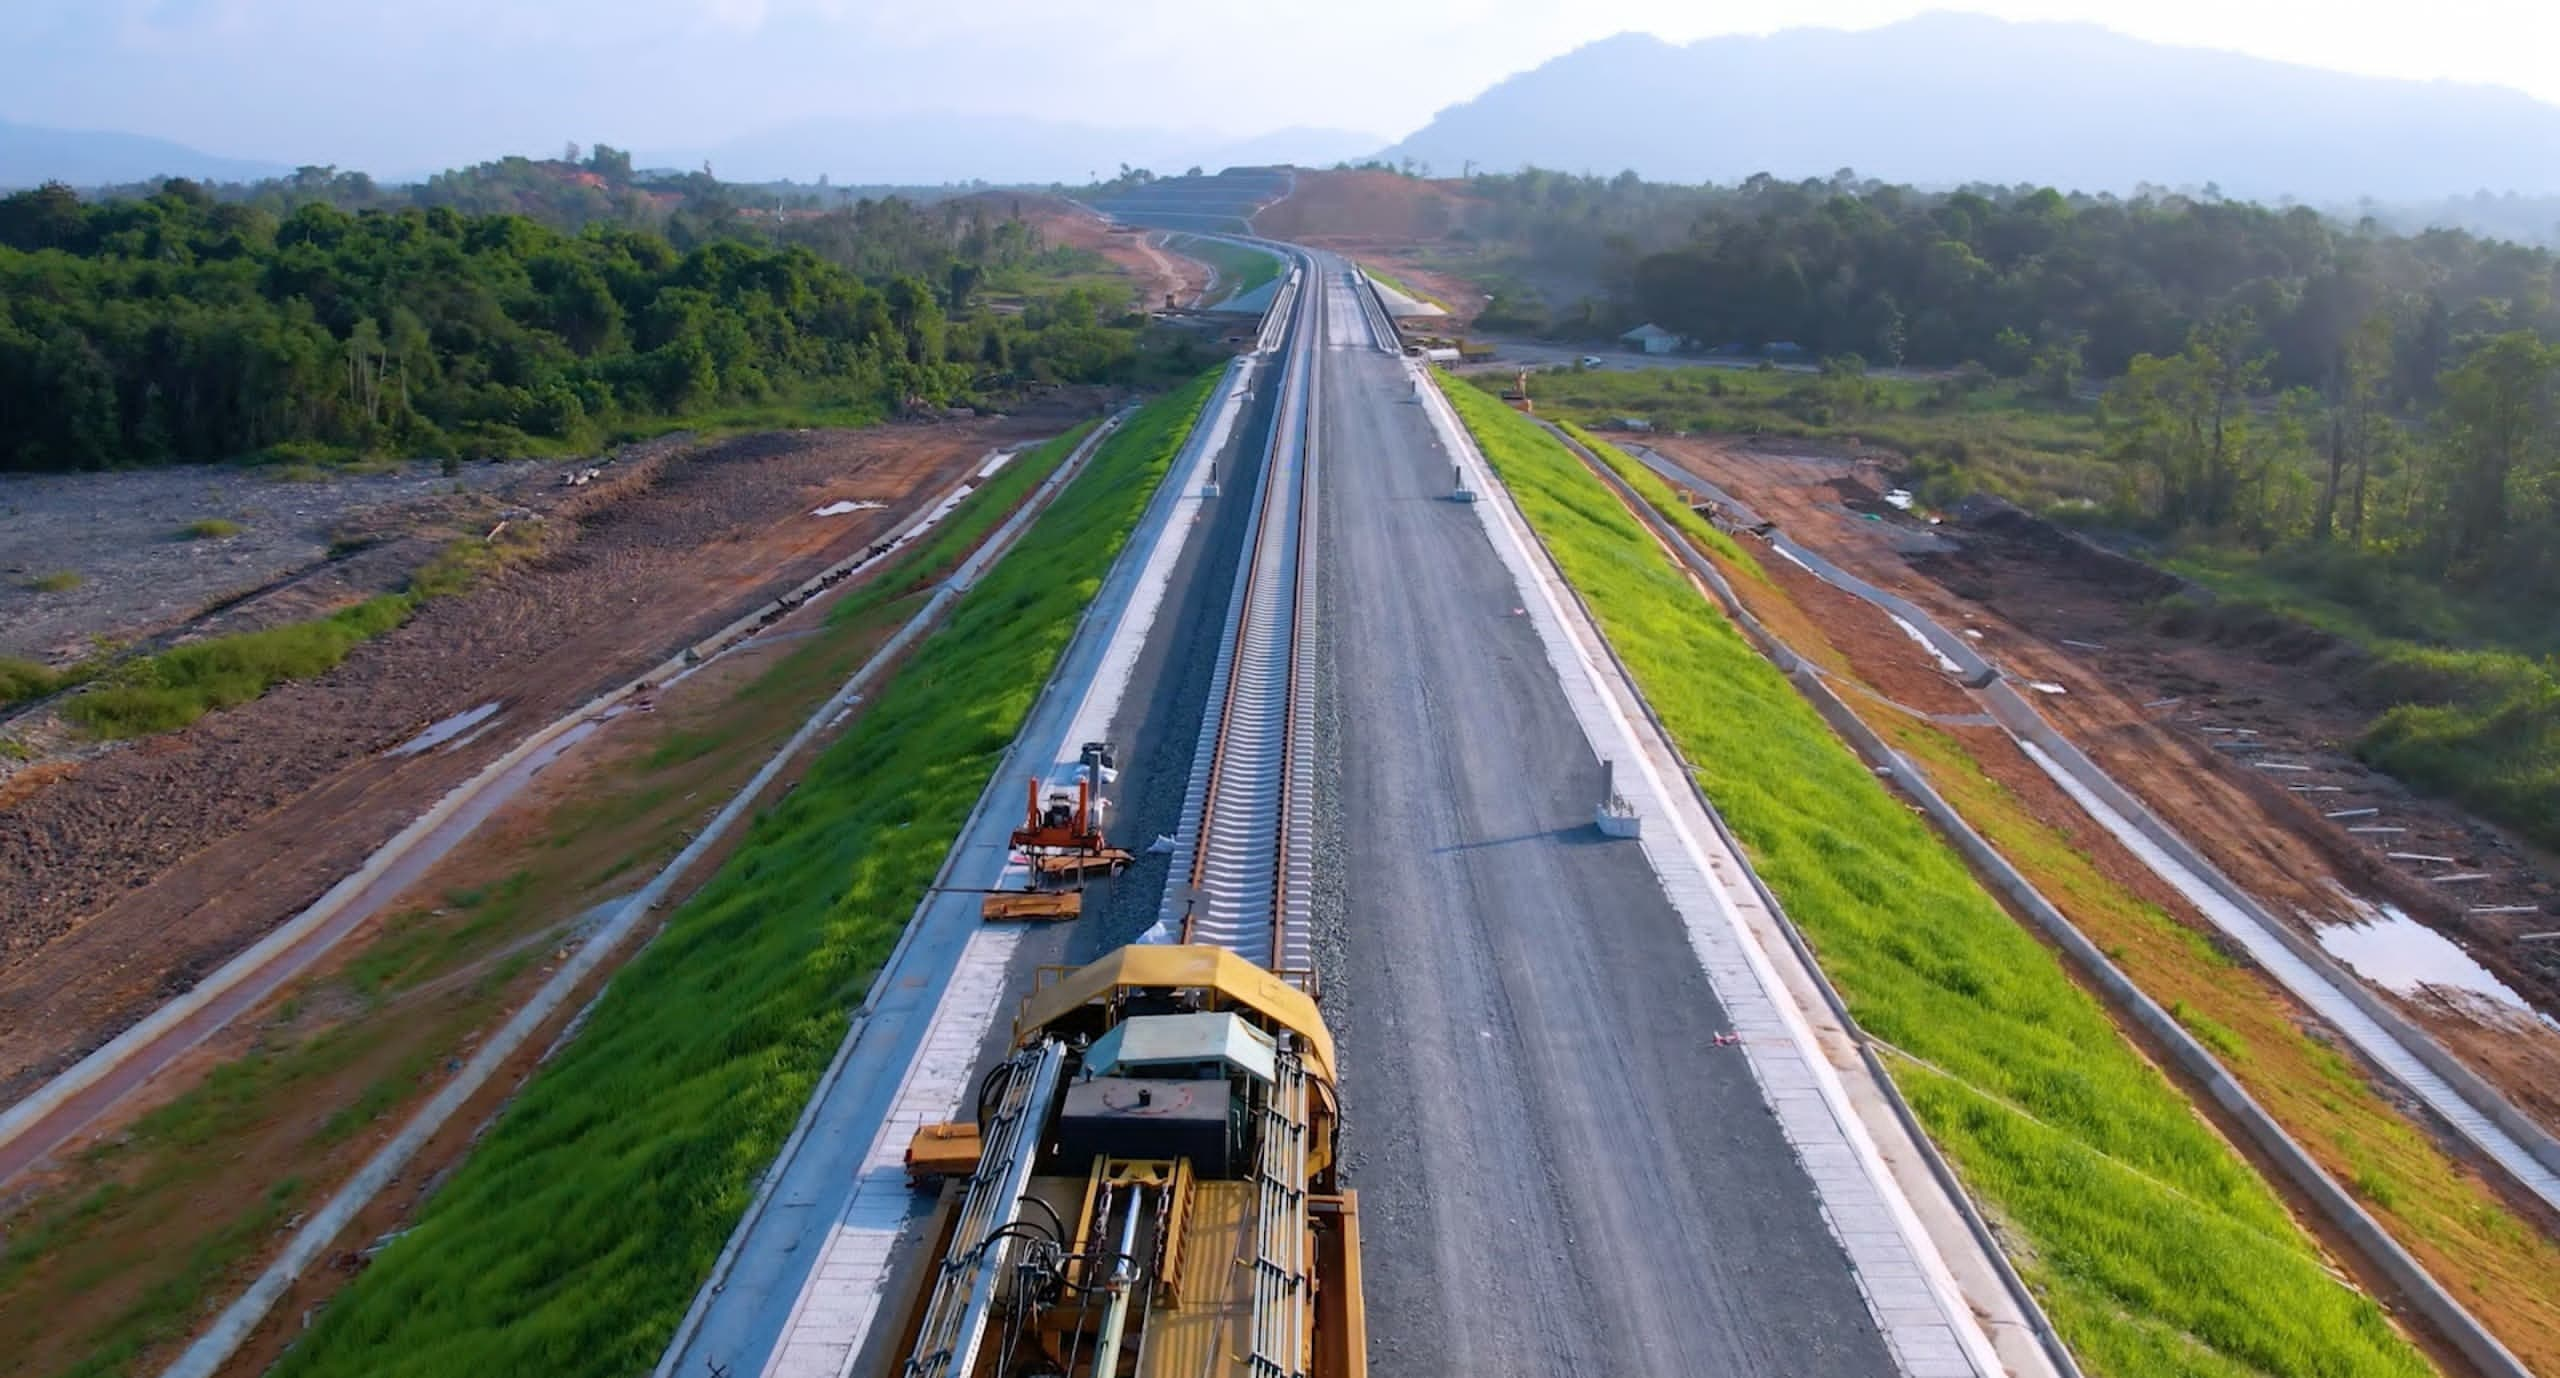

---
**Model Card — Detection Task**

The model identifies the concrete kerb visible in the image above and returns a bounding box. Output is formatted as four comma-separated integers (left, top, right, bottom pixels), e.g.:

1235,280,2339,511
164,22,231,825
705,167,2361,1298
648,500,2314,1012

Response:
645,407,1137,1378
1977,680,2560,1188
1549,426,2079,1378
0,450,1010,1162
1571,433,2532,1378
158,421,1115,1378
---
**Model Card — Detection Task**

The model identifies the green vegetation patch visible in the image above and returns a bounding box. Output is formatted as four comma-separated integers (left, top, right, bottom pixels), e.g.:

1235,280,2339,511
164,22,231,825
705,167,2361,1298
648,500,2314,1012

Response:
271,374,1214,1378
1359,264,1442,309
1553,419,1764,575
2150,553,2560,852
59,521,539,740
65,595,414,739
25,570,83,593
1173,235,1284,306
2358,650,2560,852
1,656,68,707
1437,374,2428,1378
176,518,244,540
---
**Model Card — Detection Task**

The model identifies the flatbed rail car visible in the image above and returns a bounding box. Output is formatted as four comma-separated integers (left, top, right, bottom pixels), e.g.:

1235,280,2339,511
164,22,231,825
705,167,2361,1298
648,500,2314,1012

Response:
888,945,1365,1378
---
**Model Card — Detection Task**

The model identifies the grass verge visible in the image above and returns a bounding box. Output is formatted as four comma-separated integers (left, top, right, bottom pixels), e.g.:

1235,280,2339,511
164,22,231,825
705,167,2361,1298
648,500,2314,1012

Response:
0,422,1119,1378
1879,717,2560,1369
265,373,1213,1378
1358,263,1442,309
1173,234,1283,306
1438,374,2430,1378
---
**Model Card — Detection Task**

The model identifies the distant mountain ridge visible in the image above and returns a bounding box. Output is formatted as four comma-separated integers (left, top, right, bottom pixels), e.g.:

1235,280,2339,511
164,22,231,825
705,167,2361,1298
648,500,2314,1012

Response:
1375,14,2560,203
0,120,289,189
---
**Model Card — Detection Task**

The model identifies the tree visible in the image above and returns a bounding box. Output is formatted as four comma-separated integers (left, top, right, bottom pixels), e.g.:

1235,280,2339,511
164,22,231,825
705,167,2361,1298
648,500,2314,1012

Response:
2028,335,2083,402
2429,331,2558,576
2103,315,2270,529
2318,311,2394,542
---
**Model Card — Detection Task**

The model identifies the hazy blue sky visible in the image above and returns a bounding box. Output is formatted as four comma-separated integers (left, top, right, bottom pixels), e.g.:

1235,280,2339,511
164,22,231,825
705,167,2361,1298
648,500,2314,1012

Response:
9,0,2556,173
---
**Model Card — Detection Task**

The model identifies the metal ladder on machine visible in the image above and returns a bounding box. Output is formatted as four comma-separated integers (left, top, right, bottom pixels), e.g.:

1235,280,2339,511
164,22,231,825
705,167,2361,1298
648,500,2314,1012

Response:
903,1040,1069,1378
1246,1053,1312,1378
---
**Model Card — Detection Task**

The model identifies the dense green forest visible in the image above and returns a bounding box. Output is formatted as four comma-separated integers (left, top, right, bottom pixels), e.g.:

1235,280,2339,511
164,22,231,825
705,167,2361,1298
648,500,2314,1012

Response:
1450,170,2560,593
0,177,1192,471
1460,170,2550,381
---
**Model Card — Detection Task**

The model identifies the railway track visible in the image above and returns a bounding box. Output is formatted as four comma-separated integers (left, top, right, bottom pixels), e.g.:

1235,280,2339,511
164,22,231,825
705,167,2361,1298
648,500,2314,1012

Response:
1160,249,1321,984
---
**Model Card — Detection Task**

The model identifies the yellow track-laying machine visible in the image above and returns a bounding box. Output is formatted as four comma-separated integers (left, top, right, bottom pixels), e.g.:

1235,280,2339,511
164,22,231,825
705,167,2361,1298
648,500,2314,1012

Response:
890,945,1365,1378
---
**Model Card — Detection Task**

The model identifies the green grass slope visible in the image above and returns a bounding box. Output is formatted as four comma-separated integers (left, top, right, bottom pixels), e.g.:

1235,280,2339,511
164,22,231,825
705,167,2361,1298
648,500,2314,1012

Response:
270,373,1215,1378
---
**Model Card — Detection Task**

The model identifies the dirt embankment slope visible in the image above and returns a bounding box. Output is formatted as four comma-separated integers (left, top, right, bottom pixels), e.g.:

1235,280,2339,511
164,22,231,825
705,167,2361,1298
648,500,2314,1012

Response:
1252,169,1478,242
1650,434,2560,1135
0,413,1077,1099
1249,171,1488,325
956,190,1213,309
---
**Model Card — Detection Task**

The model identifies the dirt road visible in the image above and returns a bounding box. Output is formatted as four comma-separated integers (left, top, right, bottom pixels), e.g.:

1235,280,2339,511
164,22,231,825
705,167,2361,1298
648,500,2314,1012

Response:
0,414,1078,1103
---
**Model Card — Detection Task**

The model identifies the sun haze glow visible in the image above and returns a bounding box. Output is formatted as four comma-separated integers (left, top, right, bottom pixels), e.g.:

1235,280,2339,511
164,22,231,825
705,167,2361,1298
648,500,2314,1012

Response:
4,0,2554,173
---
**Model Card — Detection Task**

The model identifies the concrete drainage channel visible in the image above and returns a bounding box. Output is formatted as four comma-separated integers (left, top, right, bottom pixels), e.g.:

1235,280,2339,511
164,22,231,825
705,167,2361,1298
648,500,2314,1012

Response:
151,415,1128,1378
1571,431,2538,1378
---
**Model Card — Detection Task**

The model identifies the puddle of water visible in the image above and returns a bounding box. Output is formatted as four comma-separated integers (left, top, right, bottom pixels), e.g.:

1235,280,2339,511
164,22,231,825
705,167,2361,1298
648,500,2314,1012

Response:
392,702,502,756
2027,681,2068,695
1886,612,1964,675
812,499,886,517
2319,893,2539,1020
446,722,500,754
976,449,1019,479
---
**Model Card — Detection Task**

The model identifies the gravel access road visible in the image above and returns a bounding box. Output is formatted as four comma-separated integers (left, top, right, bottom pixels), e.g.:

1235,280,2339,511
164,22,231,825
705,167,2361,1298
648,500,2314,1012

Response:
1310,258,1896,1377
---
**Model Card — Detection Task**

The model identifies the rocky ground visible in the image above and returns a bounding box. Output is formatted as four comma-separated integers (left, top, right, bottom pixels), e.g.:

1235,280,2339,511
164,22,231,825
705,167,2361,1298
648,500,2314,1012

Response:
0,410,1089,1099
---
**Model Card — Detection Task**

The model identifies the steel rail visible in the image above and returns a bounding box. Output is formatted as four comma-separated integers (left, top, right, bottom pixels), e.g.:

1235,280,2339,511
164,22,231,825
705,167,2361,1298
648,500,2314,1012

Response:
1173,249,1320,980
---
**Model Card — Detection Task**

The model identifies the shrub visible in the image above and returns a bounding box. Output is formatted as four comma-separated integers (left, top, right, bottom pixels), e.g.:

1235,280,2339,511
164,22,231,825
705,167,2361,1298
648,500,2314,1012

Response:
177,518,244,540
0,657,61,705
2360,658,2560,851
24,571,82,593
64,594,418,740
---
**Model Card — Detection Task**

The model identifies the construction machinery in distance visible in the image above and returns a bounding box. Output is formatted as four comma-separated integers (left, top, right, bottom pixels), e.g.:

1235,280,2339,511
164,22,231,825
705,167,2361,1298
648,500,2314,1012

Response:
891,945,1364,1378
983,742,1133,922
